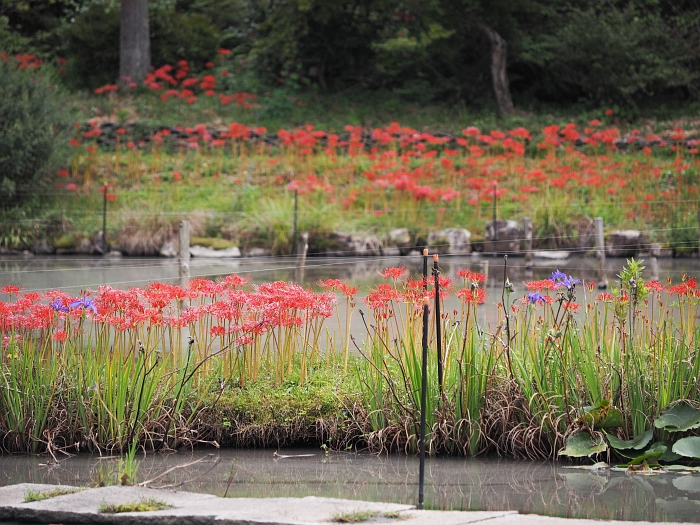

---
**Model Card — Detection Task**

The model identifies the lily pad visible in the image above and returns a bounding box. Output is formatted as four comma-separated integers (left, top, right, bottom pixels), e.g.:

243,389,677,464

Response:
654,402,700,432
562,461,609,470
665,465,700,472
605,429,653,451
558,432,607,458
580,404,624,429
672,436,700,459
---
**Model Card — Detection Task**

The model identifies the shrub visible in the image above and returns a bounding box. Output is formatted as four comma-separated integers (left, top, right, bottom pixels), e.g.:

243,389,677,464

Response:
0,59,67,206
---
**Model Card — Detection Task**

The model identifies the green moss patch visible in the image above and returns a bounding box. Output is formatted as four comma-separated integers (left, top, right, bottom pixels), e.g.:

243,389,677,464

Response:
98,497,171,513
24,487,81,502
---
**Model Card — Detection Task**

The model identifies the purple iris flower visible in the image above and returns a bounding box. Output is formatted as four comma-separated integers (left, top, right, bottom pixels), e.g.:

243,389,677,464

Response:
527,292,546,304
549,269,581,291
50,299,69,312
69,296,98,315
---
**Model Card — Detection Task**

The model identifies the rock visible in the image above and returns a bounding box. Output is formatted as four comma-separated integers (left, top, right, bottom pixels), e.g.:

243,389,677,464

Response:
386,228,413,254
190,245,241,258
607,230,643,257
246,247,272,257
533,250,569,260
159,239,178,258
428,228,471,255
484,220,522,254
381,246,401,257
104,250,123,258
326,232,383,256
75,238,93,255
33,239,54,255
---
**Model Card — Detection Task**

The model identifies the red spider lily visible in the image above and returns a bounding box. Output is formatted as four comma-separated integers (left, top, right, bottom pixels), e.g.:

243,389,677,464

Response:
524,279,556,292
379,266,406,281
457,269,485,283
457,287,486,305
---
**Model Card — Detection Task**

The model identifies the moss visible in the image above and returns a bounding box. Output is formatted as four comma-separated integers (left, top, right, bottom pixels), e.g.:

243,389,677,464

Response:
333,510,406,523
98,498,171,513
54,233,77,250
24,487,81,502
190,236,237,250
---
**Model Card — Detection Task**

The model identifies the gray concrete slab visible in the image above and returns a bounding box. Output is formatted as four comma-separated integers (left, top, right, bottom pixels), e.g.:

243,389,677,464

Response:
0,484,691,525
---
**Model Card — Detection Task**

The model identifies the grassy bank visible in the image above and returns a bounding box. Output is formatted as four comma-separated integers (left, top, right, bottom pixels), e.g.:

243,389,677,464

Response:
1,260,699,466
7,115,698,257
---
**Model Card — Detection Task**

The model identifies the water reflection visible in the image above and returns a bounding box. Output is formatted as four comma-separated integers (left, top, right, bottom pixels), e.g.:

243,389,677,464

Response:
1,448,700,522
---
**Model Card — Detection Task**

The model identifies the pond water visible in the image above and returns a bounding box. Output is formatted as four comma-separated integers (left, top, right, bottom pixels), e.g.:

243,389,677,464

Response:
1,447,700,522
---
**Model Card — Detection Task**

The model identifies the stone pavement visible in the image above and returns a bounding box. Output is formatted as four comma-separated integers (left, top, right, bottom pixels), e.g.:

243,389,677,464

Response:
0,483,688,525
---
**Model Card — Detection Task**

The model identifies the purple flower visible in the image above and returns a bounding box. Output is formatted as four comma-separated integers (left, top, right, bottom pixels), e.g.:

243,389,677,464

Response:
50,299,69,312
550,270,581,291
527,292,546,305
69,296,98,315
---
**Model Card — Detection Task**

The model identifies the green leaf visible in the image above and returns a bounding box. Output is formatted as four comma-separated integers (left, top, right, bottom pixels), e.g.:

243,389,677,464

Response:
657,440,683,463
654,402,700,432
580,404,624,429
627,444,666,465
672,436,700,459
558,432,607,458
605,429,653,451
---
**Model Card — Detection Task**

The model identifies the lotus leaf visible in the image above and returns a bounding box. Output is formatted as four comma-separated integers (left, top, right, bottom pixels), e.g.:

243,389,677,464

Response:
672,436,700,459
558,432,606,458
627,444,666,465
654,402,700,432
605,429,653,451
562,461,608,470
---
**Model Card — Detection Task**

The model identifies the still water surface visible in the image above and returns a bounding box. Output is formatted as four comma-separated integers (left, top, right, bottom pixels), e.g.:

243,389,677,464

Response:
2,448,700,522
1,255,700,521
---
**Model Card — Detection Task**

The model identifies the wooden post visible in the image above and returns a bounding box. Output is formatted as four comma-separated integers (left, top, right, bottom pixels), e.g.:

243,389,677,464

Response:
650,256,659,282
179,220,190,287
595,217,608,289
480,259,489,285
295,232,308,283
524,217,533,269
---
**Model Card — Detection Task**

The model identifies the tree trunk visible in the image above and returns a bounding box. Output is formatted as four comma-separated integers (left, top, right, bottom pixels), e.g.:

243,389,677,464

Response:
120,0,150,87
478,21,515,116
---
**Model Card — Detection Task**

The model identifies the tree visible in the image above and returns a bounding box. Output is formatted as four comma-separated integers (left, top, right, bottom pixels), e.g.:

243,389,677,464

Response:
474,17,514,116
119,0,150,86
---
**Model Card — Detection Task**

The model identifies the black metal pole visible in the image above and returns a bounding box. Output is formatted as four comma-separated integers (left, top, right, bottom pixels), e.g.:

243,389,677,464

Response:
419,295,429,510
433,254,443,396
418,248,429,509
102,184,108,253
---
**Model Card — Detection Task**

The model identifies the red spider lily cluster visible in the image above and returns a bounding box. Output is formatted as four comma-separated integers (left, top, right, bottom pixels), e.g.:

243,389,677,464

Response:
92,58,257,108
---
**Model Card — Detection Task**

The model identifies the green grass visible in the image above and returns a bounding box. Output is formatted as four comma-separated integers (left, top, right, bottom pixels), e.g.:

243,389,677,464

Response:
98,498,171,513
333,510,406,523
23,487,81,502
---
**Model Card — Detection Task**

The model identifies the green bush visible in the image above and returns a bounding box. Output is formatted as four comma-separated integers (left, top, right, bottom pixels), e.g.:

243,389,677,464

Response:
0,59,67,206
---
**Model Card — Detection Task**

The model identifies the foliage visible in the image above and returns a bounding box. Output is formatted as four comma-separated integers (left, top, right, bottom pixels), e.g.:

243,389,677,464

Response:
521,4,698,106
0,58,67,206
62,4,221,89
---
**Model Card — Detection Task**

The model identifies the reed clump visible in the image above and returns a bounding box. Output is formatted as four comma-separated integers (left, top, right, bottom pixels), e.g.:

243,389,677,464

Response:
0,258,698,458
